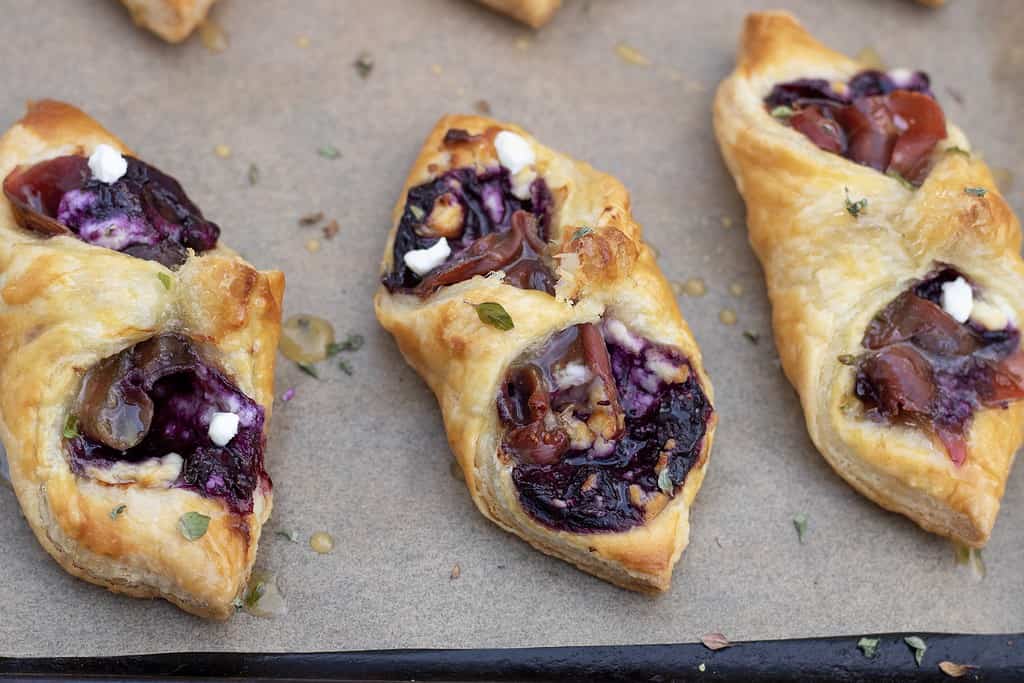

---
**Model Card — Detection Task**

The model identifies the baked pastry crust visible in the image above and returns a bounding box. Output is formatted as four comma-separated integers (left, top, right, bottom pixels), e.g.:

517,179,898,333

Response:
713,11,1023,546
120,0,217,43
475,0,561,28
0,100,284,619
375,115,716,592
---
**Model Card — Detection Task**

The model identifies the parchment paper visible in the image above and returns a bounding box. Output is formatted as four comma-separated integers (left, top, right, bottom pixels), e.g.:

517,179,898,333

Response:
0,0,1021,658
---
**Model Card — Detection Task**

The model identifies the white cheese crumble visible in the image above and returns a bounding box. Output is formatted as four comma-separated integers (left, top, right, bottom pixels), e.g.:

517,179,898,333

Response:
84,452,183,487
494,131,535,174
941,277,973,324
88,143,127,184
604,319,644,353
403,237,451,276
208,412,240,446
554,362,591,389
970,300,1008,330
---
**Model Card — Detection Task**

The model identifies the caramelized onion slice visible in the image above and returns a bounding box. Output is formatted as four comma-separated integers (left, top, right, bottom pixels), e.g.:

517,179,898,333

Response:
789,106,846,155
886,90,947,185
2,156,88,237
863,291,979,356
858,344,936,418
834,96,899,172
77,353,154,451
501,365,569,465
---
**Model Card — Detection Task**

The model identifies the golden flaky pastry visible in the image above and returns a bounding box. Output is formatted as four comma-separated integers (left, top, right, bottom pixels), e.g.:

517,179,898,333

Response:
0,100,284,618
475,0,561,28
120,0,217,43
714,11,1024,546
375,115,716,592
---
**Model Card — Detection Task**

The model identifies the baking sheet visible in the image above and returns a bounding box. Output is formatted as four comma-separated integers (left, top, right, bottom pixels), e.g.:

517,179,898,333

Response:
0,0,1021,658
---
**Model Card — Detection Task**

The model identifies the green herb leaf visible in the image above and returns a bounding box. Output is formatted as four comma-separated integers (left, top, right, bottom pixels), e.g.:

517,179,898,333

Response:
793,513,808,544
742,330,760,345
770,105,795,120
247,163,260,185
844,187,868,218
326,334,365,356
964,186,987,197
178,511,211,541
945,146,970,157
109,504,127,520
472,302,514,331
63,414,80,439
244,579,266,608
318,145,341,160
354,51,374,79
904,636,927,667
572,226,593,241
338,358,353,376
657,467,674,495
232,596,244,610
276,529,300,543
296,362,320,379
857,637,880,659
157,272,172,290
887,169,915,190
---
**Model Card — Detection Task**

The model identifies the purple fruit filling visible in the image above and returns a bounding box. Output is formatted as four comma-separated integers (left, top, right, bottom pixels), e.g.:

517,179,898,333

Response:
382,131,554,296
764,69,946,186
498,320,712,533
3,154,219,268
65,334,267,514
853,268,1024,466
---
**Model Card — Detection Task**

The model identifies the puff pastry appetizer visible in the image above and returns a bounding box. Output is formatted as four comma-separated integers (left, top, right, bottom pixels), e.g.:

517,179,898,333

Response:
120,0,217,43
0,100,283,618
474,0,561,28
375,116,716,592
714,11,1024,546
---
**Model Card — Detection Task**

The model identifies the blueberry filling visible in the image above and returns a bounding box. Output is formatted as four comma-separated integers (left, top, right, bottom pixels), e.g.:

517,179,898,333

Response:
382,130,554,295
65,334,267,514
3,154,219,268
498,320,712,533
765,69,947,185
853,269,1024,465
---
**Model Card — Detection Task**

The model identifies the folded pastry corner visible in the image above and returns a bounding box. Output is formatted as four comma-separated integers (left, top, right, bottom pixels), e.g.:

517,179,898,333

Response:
474,0,561,28
714,11,1024,546
0,99,284,618
120,0,217,43
375,115,716,592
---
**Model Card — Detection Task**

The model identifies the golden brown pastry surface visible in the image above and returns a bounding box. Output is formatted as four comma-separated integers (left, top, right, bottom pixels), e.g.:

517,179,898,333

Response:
375,115,716,592
120,0,217,43
0,100,284,619
713,11,1023,547
475,0,561,28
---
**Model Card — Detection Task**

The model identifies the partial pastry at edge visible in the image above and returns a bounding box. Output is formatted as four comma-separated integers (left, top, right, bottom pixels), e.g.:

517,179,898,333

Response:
0,100,284,618
475,0,561,28
375,115,716,592
120,0,217,43
713,11,1024,546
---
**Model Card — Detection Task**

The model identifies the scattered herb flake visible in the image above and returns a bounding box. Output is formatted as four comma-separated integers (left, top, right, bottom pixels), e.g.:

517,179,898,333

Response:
338,359,353,376
945,146,970,157
742,330,760,345
837,354,857,365
844,187,868,218
857,637,880,659
471,302,514,331
701,633,732,651
248,163,260,185
793,513,808,543
296,362,320,379
327,334,365,356
657,468,674,495
298,211,324,226
450,563,461,580
276,529,300,543
322,219,340,239
572,226,593,241
615,41,651,66
887,169,915,190
938,661,977,678
905,636,927,667
964,186,987,197
109,504,127,520
474,100,492,115
232,596,244,610
178,511,211,541
354,51,374,79
318,145,341,160
157,272,172,290
244,579,267,608
770,105,795,120
63,414,80,439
